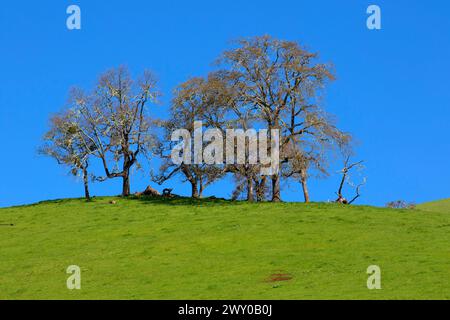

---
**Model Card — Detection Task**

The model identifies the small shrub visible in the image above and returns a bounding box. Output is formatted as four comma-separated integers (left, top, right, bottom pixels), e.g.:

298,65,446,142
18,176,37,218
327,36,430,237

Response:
386,200,416,210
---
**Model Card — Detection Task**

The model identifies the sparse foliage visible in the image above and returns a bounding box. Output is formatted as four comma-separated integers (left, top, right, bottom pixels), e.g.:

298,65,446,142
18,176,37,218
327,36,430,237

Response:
153,77,225,198
41,37,358,203
335,155,366,205
39,109,95,200
218,35,349,202
70,66,159,196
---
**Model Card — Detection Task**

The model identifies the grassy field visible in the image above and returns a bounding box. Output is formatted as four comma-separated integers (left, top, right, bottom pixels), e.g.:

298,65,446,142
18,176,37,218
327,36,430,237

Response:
0,196,449,300
417,198,450,214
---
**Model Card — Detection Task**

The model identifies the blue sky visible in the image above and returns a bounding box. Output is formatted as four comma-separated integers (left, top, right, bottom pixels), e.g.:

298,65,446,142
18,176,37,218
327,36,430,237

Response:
0,0,449,207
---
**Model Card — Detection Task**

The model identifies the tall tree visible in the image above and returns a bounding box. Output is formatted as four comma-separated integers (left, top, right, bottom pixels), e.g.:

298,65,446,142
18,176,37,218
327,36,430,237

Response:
73,66,158,196
219,35,343,201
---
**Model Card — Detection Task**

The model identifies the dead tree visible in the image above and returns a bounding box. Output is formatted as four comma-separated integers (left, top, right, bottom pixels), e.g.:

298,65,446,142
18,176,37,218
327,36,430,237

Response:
335,156,366,205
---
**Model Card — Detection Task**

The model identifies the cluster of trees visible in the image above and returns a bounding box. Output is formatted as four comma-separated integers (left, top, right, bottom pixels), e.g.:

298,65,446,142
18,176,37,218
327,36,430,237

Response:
40,35,355,203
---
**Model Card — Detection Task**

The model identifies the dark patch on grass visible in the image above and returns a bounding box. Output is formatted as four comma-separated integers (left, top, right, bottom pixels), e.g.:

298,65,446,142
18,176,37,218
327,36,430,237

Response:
265,272,293,282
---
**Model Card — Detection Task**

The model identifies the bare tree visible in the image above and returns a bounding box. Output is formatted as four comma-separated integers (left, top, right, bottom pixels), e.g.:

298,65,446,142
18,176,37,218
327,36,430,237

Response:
39,109,95,200
218,35,341,202
152,77,225,198
152,36,349,202
335,155,366,205
72,66,158,196
206,72,263,202
282,125,350,203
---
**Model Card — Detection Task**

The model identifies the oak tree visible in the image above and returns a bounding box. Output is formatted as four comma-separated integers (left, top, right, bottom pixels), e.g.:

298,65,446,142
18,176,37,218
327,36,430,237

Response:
73,66,158,196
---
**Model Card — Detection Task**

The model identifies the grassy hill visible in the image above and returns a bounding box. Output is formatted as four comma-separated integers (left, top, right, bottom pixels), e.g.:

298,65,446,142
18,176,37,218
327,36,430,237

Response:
417,198,450,214
1,196,450,300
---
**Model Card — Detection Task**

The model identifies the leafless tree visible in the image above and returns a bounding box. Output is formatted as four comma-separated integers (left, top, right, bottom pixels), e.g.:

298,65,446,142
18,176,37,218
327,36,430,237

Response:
39,109,95,200
206,72,264,202
335,155,366,205
218,35,345,202
152,77,225,198
71,66,158,196
282,126,350,203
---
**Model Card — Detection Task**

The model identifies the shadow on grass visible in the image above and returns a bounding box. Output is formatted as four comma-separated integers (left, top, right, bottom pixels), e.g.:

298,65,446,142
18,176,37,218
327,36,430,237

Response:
128,194,243,207
3,194,349,210
0,195,247,209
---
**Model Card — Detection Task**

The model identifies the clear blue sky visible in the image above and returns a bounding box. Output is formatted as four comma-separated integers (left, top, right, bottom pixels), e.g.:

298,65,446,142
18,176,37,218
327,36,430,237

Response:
1,0,449,207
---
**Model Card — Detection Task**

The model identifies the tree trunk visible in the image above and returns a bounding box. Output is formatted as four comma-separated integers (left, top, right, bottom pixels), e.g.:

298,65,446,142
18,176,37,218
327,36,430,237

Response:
256,176,267,202
121,151,132,197
300,170,310,203
271,174,281,202
191,180,199,198
122,171,130,197
269,120,281,202
82,166,90,201
300,179,310,203
199,182,204,198
247,176,254,202
300,178,310,203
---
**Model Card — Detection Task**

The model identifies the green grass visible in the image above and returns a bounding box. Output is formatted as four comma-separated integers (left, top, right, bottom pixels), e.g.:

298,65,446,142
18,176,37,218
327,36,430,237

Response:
417,198,450,214
1,196,449,300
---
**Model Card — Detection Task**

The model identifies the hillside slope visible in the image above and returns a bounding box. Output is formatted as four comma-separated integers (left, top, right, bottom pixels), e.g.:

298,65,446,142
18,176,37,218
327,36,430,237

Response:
417,198,450,214
1,197,450,299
